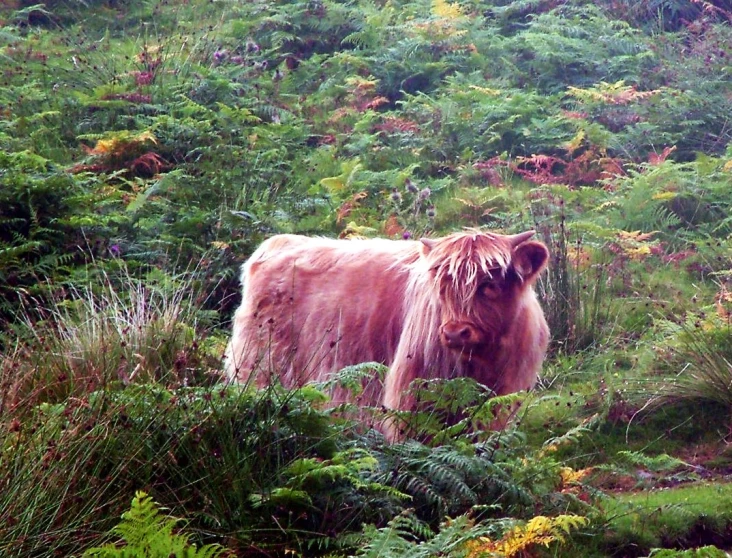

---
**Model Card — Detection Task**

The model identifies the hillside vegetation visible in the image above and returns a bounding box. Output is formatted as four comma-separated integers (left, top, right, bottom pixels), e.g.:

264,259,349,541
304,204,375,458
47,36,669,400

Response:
1,0,732,556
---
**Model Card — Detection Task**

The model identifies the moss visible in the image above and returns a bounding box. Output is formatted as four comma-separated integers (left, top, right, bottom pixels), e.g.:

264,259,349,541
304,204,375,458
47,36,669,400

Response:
601,484,732,555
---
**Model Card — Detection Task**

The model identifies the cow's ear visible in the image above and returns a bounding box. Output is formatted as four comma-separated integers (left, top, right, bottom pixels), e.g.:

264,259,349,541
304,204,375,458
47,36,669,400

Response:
512,241,549,284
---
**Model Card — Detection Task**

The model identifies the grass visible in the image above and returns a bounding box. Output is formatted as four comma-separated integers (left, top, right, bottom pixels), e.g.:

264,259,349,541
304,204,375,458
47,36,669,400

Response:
653,319,732,415
602,483,732,555
521,370,730,473
0,380,350,557
0,264,221,556
1,263,222,412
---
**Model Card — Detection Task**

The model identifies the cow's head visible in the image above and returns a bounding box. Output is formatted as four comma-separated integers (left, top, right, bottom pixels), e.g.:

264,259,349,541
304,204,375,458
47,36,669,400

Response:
420,230,548,361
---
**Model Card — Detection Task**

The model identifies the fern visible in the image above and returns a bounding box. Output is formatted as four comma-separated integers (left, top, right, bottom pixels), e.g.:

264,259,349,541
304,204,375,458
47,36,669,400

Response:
368,438,533,524
600,159,730,249
355,511,589,558
465,514,590,557
316,362,388,397
542,413,600,453
340,1,398,50
355,511,500,558
615,450,688,473
502,5,654,92
355,511,434,557
83,491,231,557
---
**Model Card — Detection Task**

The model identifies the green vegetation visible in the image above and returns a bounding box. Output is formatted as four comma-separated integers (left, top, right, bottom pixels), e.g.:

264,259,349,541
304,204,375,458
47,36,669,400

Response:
1,0,732,555
605,484,732,555
83,491,230,558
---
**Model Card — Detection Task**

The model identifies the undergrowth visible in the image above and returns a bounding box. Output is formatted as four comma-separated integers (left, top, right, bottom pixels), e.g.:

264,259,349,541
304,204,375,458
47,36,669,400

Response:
2,0,732,555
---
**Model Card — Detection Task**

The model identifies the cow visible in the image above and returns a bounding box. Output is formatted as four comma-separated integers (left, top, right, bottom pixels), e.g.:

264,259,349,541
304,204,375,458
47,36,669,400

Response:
224,229,550,440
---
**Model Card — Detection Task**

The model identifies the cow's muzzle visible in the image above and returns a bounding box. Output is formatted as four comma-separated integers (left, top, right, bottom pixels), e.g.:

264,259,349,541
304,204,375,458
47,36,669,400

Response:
441,321,483,349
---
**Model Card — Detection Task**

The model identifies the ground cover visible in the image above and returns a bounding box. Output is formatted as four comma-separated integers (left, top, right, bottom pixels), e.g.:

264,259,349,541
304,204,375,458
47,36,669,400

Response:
1,0,732,555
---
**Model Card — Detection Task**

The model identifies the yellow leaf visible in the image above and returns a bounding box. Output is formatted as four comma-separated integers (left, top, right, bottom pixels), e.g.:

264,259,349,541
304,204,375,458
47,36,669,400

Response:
341,222,378,239
596,200,620,211
560,466,592,485
465,515,589,558
564,130,586,154
616,230,657,242
135,130,157,144
567,81,660,105
627,245,651,258
432,0,462,19
320,177,345,192
345,76,378,91
89,130,156,156
652,191,676,201
468,85,501,96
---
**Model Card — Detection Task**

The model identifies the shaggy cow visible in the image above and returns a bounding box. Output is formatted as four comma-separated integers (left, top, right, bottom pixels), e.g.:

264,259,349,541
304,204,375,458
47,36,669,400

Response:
224,230,550,439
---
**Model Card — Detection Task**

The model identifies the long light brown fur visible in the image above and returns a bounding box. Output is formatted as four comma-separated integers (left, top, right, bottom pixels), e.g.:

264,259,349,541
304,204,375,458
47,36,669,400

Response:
224,230,550,440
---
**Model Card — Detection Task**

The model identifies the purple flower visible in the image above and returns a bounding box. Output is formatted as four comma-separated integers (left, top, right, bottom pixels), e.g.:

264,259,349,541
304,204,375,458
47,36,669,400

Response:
110,244,121,257
402,231,412,240
134,71,154,86
213,49,228,64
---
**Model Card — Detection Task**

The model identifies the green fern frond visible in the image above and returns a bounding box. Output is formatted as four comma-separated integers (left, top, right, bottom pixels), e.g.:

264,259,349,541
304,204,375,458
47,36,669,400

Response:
114,492,178,547
541,413,599,452
355,510,434,557
249,487,312,509
616,450,688,473
0,240,44,262
316,362,388,397
649,205,682,231
356,512,502,558
83,491,231,558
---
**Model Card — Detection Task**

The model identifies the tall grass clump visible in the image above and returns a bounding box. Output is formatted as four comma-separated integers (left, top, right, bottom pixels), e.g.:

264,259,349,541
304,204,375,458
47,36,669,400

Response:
2,265,219,411
0,382,352,557
538,208,614,356
650,306,732,420
0,264,219,556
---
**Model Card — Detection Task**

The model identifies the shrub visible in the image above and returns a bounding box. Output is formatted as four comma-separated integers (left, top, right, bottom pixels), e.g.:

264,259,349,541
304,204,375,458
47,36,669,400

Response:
0,383,357,556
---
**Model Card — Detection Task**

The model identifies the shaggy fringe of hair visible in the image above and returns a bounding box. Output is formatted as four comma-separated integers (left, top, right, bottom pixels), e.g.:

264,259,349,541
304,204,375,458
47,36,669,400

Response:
426,232,512,311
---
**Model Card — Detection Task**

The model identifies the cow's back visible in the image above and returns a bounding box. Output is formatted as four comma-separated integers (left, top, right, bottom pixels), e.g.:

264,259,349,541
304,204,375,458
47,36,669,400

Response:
224,235,414,404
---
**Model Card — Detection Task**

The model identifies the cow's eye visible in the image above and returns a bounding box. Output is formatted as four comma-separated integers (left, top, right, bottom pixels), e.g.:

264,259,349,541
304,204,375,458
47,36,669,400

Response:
479,275,504,298
483,284,497,295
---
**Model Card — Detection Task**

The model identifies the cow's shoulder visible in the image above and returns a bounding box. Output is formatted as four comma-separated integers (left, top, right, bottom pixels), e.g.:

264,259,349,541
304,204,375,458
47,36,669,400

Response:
257,235,417,263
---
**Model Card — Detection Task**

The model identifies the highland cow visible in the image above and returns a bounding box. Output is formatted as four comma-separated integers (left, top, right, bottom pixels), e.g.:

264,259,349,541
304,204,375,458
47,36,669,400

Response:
224,230,550,439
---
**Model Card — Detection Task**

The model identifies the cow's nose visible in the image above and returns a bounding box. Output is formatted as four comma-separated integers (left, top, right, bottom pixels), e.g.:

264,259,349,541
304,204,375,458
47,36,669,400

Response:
442,323,479,347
